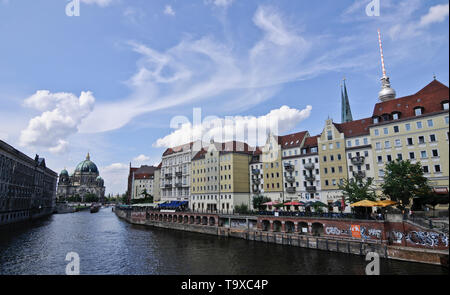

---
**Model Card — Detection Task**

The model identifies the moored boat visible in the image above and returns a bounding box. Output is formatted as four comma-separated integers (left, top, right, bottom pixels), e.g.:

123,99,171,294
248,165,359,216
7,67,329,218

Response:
90,204,101,213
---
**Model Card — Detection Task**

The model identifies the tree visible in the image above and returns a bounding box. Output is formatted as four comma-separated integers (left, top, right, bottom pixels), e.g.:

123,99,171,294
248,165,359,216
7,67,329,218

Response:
339,175,376,217
381,159,431,211
84,193,99,203
338,175,376,204
234,204,250,214
252,195,271,211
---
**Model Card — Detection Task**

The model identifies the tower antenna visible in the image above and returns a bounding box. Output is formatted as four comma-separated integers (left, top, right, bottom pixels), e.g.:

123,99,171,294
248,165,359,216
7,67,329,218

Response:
377,29,387,77
377,29,396,102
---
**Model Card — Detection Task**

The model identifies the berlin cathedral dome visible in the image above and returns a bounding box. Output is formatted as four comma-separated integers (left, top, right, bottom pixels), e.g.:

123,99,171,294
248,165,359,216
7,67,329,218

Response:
57,153,105,202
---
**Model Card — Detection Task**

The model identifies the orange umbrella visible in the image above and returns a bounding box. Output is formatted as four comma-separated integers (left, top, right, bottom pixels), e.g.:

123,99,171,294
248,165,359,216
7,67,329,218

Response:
350,200,379,207
375,200,398,207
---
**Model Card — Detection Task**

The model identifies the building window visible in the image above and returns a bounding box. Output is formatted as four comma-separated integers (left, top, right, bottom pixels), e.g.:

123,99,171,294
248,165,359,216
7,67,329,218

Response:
374,129,379,136
395,139,401,147
435,165,441,173
407,138,413,146
383,128,388,135
430,134,436,142
373,117,379,124
405,123,411,131
323,156,327,162
385,141,391,149
445,116,449,125
393,126,399,133
423,166,429,174
377,156,382,163
347,140,352,147
355,139,360,146
387,155,392,162
363,138,368,145
417,121,423,129
327,131,333,140
378,170,385,177
432,149,439,157
420,151,427,159
409,152,415,160
427,119,434,127
414,107,422,116
336,142,341,149
325,180,329,186
443,101,449,110
392,113,399,120
376,142,381,150
397,154,403,160
418,136,425,144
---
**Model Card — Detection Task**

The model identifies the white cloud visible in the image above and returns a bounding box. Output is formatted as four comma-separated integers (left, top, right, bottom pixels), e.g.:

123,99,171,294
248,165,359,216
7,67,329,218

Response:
164,5,175,16
419,3,449,27
154,105,312,148
81,0,113,7
0,131,8,141
19,90,95,154
79,6,358,134
133,154,150,162
101,163,129,195
212,0,234,7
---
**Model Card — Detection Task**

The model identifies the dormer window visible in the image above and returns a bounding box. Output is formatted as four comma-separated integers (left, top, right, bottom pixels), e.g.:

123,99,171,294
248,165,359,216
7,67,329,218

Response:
392,112,401,120
414,107,423,116
373,117,379,124
442,100,449,110
382,114,390,121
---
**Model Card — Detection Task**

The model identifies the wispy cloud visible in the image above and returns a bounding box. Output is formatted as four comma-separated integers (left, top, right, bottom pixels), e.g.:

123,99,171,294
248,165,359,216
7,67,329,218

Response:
79,5,364,134
81,0,114,7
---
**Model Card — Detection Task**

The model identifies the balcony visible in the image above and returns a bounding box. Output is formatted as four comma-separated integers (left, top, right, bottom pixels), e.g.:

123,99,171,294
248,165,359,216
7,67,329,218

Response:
164,184,172,189
175,182,182,188
252,169,261,175
285,176,295,183
304,162,314,170
305,175,315,182
286,187,296,194
284,163,295,172
351,156,365,166
165,174,173,179
175,171,183,177
252,178,261,185
353,171,366,178
306,186,316,193
252,186,260,193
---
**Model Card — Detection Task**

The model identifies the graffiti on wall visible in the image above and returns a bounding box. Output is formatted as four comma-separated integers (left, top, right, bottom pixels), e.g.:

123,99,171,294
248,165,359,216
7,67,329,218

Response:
406,231,448,247
391,231,404,244
325,226,382,240
325,226,350,236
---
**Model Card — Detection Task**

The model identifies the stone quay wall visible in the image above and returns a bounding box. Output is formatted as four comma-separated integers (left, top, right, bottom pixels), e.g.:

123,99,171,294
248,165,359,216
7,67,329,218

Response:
115,208,448,266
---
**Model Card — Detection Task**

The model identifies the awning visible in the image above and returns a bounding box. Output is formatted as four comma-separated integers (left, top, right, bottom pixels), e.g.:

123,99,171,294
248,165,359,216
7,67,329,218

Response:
350,200,379,207
433,187,449,195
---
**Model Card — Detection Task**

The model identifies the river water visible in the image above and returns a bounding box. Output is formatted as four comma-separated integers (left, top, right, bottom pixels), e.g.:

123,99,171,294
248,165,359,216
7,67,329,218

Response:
0,208,447,275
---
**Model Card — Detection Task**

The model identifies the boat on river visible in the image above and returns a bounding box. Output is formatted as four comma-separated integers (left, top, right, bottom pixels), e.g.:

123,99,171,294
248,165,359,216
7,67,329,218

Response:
90,204,101,213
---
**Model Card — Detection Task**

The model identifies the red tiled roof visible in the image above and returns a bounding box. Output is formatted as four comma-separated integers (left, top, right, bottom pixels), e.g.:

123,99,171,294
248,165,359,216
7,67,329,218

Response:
372,80,449,120
156,162,162,169
134,173,153,180
162,142,195,156
192,149,207,161
219,141,252,153
278,131,308,148
303,135,319,147
334,118,372,138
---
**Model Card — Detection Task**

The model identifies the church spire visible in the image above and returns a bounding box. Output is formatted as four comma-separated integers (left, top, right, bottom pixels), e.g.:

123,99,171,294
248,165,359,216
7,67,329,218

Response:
341,78,353,123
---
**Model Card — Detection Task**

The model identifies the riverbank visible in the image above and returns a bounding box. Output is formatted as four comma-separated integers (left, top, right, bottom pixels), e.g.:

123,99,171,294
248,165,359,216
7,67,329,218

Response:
115,208,448,267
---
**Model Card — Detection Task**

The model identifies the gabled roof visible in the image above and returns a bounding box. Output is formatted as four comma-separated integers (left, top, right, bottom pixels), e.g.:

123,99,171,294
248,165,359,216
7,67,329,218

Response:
162,141,195,156
192,149,207,161
135,165,156,175
333,118,372,138
303,135,320,148
372,79,449,120
278,131,308,149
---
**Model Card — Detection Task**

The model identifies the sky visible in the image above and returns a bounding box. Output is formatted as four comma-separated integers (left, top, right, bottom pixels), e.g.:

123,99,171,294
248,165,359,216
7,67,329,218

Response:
0,0,448,196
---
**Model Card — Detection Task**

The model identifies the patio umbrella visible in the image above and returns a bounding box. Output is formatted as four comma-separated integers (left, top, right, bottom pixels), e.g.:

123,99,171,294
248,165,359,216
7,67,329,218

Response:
263,201,280,206
375,200,398,207
350,200,379,207
284,201,305,206
313,201,328,207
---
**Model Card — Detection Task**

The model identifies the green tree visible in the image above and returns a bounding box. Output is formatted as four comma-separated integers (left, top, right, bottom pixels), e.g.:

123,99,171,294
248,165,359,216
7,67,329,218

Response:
234,204,250,214
252,195,271,211
338,175,376,204
381,159,431,211
84,193,99,203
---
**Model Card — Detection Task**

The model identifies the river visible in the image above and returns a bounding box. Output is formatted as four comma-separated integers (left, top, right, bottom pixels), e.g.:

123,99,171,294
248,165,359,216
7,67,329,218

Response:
0,208,447,275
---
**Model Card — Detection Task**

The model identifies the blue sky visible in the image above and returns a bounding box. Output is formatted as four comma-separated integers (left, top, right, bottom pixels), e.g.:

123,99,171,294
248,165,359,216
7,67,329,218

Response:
0,0,448,195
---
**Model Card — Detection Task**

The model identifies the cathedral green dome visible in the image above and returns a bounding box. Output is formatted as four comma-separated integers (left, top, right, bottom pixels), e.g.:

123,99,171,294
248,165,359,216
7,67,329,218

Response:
75,153,99,174
60,169,69,176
